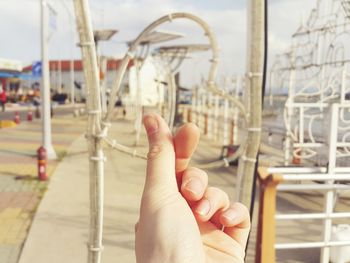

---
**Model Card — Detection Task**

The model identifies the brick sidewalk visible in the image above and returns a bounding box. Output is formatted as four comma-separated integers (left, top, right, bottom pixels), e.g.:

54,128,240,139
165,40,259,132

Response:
0,115,86,263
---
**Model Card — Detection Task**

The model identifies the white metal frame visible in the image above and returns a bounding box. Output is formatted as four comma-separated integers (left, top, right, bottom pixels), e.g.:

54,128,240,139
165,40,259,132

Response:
268,167,350,260
267,105,350,263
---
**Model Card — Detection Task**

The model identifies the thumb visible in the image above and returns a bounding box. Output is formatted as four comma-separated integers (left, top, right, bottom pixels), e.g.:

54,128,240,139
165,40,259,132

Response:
143,113,178,196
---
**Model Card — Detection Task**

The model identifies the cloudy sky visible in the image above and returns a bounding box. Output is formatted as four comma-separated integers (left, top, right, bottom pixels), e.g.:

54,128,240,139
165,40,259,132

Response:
0,0,317,86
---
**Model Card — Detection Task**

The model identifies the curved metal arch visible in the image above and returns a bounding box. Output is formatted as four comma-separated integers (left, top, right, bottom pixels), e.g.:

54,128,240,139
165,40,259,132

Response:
99,12,250,169
103,12,248,126
104,13,219,123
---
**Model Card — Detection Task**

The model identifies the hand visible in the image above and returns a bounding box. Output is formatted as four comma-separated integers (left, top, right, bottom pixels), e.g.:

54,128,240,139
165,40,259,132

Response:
135,113,250,263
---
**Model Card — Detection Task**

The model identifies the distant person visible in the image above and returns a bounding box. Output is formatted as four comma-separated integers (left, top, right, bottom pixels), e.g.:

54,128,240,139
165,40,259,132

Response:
136,113,250,263
27,88,34,96
17,87,24,102
113,97,127,118
33,87,41,107
0,84,6,112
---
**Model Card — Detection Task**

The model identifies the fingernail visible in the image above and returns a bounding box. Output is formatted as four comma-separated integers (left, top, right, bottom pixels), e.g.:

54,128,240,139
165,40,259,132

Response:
222,209,237,222
143,114,158,135
183,178,203,196
195,199,210,216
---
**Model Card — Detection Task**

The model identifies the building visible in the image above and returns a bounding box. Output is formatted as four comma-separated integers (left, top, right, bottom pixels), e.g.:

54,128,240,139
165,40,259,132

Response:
0,58,23,92
23,58,133,102
0,58,32,103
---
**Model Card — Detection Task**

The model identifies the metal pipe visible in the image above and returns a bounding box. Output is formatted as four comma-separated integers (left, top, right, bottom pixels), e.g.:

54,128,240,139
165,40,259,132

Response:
169,73,177,130
321,103,339,263
40,0,57,160
105,13,220,122
268,167,328,174
281,174,350,181
275,212,350,220
72,1,104,263
236,0,265,207
277,184,350,191
275,240,350,250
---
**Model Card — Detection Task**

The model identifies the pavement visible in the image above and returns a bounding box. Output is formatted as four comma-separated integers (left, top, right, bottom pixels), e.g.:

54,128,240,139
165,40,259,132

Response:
17,115,240,263
3,109,348,263
0,111,86,263
0,103,85,121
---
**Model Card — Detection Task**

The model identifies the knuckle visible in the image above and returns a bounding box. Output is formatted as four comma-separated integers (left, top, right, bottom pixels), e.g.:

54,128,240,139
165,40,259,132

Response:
206,187,229,206
147,144,163,160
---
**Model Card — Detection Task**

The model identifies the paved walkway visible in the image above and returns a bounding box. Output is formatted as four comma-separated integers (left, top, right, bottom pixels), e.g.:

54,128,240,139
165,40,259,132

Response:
14,114,350,263
18,116,239,263
0,114,86,263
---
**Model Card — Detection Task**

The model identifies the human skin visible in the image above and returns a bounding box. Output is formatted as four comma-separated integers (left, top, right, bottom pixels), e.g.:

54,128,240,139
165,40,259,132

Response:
135,113,250,263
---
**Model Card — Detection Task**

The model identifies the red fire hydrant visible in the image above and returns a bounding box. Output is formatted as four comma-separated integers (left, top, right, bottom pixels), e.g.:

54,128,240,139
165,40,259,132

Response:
37,146,48,181
14,112,20,124
27,111,33,121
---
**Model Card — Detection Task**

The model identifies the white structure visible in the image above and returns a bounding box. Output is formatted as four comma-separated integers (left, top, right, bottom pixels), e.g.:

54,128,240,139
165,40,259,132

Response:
270,0,350,166
266,1,350,262
127,56,165,107
0,58,22,72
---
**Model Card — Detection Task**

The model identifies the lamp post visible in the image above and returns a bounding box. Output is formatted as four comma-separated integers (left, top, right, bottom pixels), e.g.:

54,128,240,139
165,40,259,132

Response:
40,0,56,160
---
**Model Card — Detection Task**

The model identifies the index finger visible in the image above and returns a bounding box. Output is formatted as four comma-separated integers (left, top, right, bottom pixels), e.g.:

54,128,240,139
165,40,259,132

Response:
173,123,200,174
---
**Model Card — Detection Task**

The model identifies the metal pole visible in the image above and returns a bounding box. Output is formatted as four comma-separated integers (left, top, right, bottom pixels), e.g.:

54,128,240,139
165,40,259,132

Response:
237,0,264,207
169,72,177,131
70,59,75,105
135,60,142,145
73,1,104,263
321,103,338,263
100,56,107,115
285,67,295,165
195,86,199,126
207,91,212,137
223,97,229,145
233,76,241,145
268,68,273,107
214,94,219,141
70,17,75,105
222,77,229,145
191,86,197,124
52,63,56,92
41,0,56,160
58,60,62,93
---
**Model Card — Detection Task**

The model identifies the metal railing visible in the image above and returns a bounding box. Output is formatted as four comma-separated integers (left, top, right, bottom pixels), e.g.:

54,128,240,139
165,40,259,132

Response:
257,104,350,263
257,166,350,263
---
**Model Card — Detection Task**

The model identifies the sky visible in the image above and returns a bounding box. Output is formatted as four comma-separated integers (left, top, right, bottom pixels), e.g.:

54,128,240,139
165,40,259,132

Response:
0,0,317,87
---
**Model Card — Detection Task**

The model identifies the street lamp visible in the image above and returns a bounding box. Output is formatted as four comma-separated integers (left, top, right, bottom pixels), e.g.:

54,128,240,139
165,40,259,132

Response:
93,29,118,40
93,29,118,114
128,30,184,47
93,29,118,49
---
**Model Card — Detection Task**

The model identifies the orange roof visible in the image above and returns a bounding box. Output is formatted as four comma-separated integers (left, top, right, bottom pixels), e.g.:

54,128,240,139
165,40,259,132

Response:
23,59,133,72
